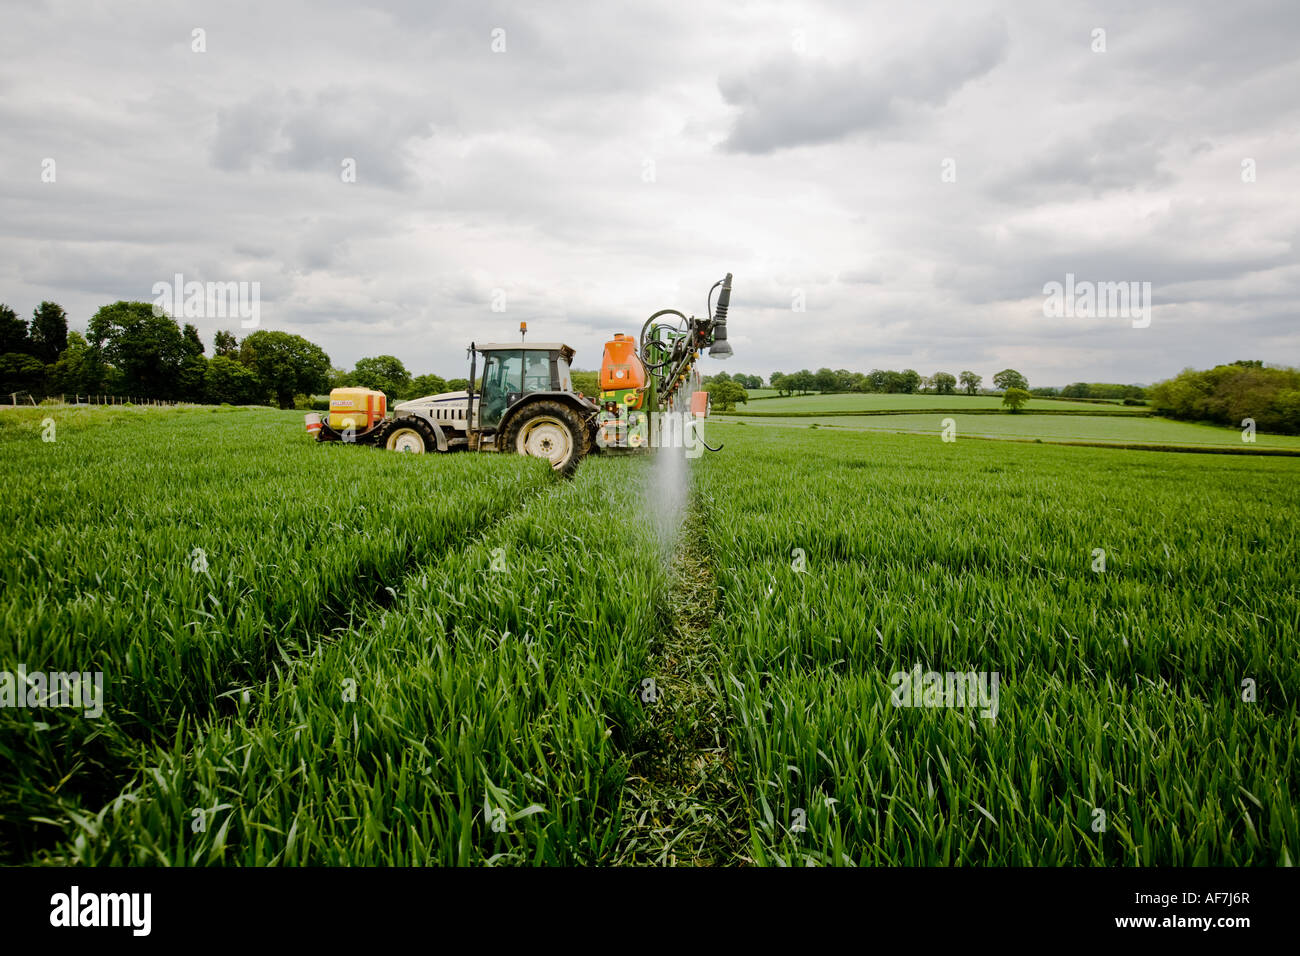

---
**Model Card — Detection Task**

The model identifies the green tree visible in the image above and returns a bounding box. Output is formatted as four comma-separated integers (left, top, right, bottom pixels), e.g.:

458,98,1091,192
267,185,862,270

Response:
239,330,331,409
213,330,239,358
1148,363,1300,434
0,304,30,355
29,302,68,364
959,371,981,395
705,380,748,411
350,355,412,401
1002,387,1031,412
899,369,921,394
770,373,791,397
204,355,263,404
567,369,598,398
0,353,45,394
993,369,1029,392
932,372,957,395
46,332,95,394
88,301,188,399
177,323,208,400
445,377,470,393
406,373,451,399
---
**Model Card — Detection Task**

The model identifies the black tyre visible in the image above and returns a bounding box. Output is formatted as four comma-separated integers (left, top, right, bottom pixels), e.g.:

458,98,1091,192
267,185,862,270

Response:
502,401,590,475
384,418,432,453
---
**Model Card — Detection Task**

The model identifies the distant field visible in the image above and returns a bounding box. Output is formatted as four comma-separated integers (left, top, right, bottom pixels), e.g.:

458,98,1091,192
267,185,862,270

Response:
721,413,1300,449
735,393,1145,414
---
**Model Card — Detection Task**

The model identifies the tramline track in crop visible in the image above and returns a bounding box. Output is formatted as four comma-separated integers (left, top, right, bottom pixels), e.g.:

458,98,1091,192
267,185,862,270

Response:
611,489,746,866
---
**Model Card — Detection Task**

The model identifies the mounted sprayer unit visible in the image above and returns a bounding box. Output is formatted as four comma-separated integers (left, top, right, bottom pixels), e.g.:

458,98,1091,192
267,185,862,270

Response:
596,273,733,451
640,272,732,408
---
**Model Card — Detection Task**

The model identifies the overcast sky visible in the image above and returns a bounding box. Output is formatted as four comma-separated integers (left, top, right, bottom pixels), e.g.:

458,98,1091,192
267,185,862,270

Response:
2,0,1297,385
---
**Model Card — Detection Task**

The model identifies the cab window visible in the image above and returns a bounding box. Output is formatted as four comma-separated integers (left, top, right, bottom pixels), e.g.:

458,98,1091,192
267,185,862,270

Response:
523,351,552,394
480,350,523,427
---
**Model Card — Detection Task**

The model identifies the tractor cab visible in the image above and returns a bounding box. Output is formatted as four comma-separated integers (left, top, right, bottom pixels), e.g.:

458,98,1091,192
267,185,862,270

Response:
465,342,597,473
475,343,576,429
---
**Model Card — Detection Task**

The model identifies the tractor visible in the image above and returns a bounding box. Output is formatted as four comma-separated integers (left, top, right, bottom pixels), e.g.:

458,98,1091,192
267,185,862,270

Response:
306,273,734,474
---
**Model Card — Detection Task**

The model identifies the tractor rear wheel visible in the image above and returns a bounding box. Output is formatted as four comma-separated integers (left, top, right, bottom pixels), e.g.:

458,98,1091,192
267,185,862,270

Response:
503,401,589,475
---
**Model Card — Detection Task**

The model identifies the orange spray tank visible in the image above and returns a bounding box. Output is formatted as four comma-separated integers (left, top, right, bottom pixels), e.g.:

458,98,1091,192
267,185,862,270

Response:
598,333,650,449
599,333,647,409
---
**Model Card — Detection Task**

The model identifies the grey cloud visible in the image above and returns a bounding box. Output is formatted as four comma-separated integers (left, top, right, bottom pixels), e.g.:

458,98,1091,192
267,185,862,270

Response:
211,101,282,173
719,17,1009,153
988,116,1177,202
212,89,433,188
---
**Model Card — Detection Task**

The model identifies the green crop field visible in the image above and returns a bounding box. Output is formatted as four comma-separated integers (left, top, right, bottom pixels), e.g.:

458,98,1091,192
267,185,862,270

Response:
722,414,1300,450
1,407,1296,866
733,393,1144,414
697,423,1299,865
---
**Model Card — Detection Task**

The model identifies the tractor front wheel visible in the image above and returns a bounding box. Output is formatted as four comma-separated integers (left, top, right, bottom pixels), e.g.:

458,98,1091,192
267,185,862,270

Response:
385,421,429,453
503,401,589,475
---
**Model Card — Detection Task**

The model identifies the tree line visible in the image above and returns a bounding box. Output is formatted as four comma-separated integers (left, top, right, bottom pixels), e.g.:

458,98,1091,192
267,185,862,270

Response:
0,299,493,410
1148,361,1300,434
711,368,1150,403
764,368,1029,396
1,300,337,408
697,369,1036,411
1030,382,1146,400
